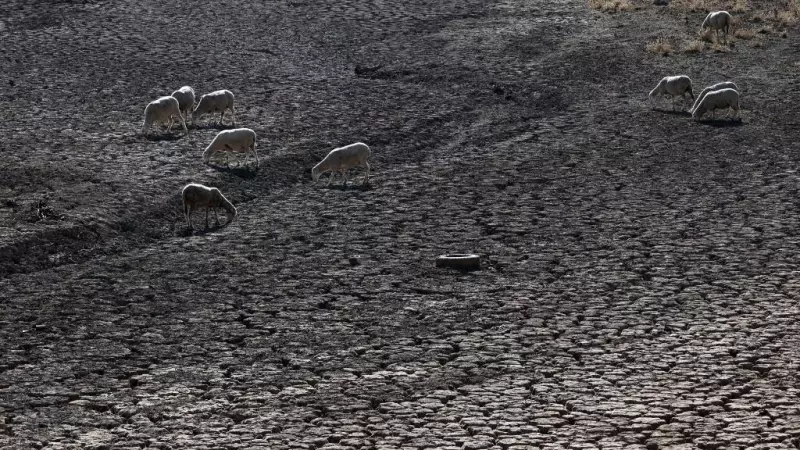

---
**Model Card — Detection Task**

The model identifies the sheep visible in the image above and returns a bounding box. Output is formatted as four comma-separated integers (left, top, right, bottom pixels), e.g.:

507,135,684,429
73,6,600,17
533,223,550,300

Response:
312,142,372,186
142,96,188,135
690,81,739,113
691,88,740,121
170,86,195,123
202,128,258,169
649,75,694,111
181,183,237,229
193,89,236,126
701,11,732,43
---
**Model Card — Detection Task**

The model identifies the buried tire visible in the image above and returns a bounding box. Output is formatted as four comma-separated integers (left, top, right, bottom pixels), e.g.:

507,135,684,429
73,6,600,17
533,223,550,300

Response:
436,254,480,271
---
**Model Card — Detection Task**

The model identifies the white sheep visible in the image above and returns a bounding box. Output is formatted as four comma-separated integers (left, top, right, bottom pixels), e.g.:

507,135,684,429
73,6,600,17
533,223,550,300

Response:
142,96,188,135
690,81,739,113
649,75,694,110
312,142,372,186
691,88,740,121
701,11,732,43
170,86,195,123
181,183,237,229
202,128,259,169
193,89,236,126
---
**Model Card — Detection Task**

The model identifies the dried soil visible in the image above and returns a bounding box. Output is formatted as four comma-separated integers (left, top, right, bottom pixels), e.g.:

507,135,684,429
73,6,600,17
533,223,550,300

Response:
2,0,800,448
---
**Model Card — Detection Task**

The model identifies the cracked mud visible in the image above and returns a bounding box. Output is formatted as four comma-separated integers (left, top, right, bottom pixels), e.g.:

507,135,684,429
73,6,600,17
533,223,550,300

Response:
2,0,800,448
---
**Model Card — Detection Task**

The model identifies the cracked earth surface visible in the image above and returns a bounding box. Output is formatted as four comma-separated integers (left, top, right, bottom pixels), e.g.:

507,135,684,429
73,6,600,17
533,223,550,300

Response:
2,0,800,448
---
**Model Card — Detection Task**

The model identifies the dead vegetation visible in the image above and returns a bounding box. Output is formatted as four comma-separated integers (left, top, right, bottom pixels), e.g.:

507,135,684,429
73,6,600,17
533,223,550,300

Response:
647,36,674,55
733,27,756,39
589,0,635,12
681,39,706,53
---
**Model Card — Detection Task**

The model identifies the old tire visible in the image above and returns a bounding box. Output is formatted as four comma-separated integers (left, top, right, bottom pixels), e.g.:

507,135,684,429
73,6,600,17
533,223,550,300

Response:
436,254,480,271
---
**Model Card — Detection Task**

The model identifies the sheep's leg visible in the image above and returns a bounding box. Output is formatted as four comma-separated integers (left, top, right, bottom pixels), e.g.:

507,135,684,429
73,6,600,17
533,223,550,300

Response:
185,204,193,229
219,110,225,126
327,172,334,186
179,113,188,134
363,161,370,185
214,208,220,227
231,107,236,127
341,169,349,186
205,207,210,229
252,143,259,170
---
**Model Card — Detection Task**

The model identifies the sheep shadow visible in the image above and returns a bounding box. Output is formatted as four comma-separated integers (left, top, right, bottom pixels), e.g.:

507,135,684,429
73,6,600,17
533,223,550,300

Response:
325,182,373,192
145,133,185,142
652,108,692,117
178,224,229,237
208,164,259,179
192,122,235,131
697,118,743,128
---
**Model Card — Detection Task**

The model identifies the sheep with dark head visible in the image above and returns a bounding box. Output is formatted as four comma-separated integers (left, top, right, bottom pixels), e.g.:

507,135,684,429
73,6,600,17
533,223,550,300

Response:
692,88,740,121
649,75,694,111
312,142,372,186
170,86,195,123
193,89,236,126
202,128,258,170
181,183,237,229
690,81,739,114
142,96,188,135
701,11,732,43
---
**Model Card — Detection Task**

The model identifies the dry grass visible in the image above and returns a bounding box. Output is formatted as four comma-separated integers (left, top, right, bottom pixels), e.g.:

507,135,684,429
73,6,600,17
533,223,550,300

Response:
682,39,706,53
731,0,748,13
734,27,756,39
647,37,674,55
589,0,635,12
777,10,798,26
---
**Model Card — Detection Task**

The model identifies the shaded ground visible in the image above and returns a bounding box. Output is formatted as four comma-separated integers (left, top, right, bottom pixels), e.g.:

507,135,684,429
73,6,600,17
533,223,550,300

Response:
2,0,800,448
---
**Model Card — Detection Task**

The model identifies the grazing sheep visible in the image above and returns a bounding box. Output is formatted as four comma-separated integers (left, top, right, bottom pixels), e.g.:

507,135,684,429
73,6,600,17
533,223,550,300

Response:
170,86,195,123
142,96,188,135
649,75,694,110
701,11,732,43
312,142,372,186
181,183,237,229
691,88,740,121
202,128,258,169
193,89,236,126
690,81,739,113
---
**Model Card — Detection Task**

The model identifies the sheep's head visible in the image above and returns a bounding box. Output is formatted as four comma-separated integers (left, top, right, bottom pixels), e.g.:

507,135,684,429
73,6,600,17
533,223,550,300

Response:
202,146,214,163
311,163,323,183
225,205,237,224
193,96,206,113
